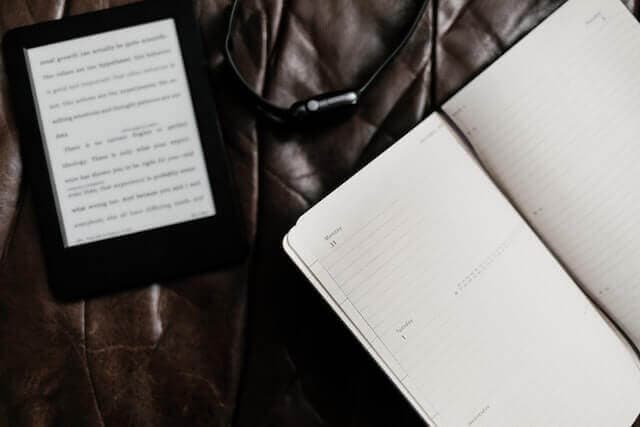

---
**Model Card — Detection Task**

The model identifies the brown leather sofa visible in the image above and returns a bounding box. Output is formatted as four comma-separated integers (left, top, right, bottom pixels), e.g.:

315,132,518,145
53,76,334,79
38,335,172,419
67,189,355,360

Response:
1,1,638,426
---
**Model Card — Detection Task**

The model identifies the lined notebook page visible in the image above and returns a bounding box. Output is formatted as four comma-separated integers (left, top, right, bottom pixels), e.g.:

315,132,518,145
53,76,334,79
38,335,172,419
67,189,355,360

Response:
285,114,640,427
443,0,640,347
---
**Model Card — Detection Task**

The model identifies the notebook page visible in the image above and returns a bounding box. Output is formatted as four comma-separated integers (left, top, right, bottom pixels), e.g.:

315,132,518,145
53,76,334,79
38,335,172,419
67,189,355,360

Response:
285,113,640,427
442,0,640,347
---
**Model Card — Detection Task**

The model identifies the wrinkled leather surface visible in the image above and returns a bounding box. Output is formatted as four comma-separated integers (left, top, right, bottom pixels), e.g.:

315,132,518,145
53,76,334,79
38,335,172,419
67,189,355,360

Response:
0,1,639,426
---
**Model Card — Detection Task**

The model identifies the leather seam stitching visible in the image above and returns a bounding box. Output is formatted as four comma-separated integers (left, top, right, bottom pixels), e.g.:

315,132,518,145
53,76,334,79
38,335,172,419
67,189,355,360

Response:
83,302,106,427
0,173,24,274
263,166,311,206
431,0,438,102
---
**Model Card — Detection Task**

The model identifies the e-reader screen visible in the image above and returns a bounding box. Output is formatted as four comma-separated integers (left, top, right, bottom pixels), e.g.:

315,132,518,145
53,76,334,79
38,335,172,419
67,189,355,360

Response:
24,19,216,247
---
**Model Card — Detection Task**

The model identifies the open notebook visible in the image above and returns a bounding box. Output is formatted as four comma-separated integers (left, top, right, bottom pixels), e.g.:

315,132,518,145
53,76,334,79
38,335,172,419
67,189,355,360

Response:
284,0,640,425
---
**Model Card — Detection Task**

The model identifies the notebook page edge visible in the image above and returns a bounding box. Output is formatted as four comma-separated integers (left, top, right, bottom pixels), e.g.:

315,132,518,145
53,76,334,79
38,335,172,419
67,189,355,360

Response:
282,231,437,426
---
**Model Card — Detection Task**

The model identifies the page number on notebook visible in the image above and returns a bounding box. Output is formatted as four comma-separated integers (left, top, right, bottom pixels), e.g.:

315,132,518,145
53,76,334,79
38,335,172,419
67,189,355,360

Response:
324,226,343,248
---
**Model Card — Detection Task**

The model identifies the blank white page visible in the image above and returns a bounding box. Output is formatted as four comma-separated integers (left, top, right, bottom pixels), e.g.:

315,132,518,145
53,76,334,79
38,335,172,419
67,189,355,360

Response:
443,0,640,347
284,113,640,426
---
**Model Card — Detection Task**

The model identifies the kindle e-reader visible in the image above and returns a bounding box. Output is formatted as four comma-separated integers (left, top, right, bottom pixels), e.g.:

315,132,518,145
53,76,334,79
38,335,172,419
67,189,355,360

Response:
3,0,246,298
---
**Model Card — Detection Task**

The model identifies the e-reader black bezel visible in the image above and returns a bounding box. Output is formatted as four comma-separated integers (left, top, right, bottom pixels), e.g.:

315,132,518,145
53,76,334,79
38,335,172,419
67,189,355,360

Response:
3,0,247,299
